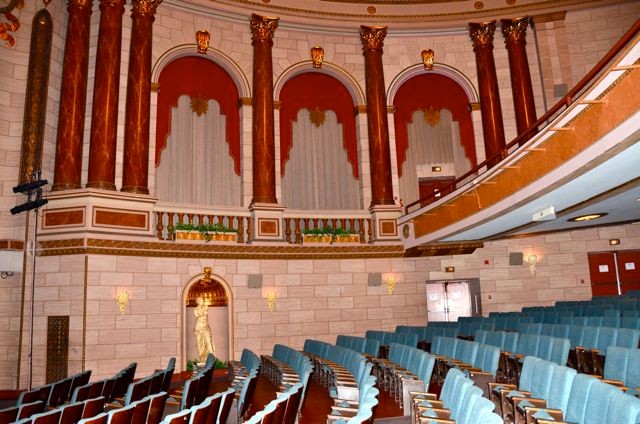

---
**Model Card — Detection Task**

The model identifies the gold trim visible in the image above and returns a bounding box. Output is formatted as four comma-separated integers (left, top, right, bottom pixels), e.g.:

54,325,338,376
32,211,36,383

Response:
218,0,600,22
354,105,367,114
151,82,160,92
469,102,481,111
38,238,406,259
239,97,252,106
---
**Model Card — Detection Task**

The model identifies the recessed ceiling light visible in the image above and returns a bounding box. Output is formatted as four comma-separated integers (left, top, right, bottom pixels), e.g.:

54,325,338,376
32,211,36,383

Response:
568,213,608,222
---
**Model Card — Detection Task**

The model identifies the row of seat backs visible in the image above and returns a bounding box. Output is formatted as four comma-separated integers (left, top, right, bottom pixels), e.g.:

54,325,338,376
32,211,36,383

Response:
364,330,418,347
244,382,303,424
16,369,92,409
603,346,640,395
180,357,219,411
558,314,640,329
239,348,261,374
512,334,570,365
474,330,519,353
519,356,640,424
428,368,499,424
0,395,105,424
162,387,235,424
395,325,459,342
431,337,500,376
271,344,313,411
303,339,370,388
335,335,380,357
387,343,435,383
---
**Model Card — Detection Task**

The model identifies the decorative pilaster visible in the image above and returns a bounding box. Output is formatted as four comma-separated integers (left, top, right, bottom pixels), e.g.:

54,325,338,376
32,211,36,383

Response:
502,17,537,143
249,14,279,205
469,21,506,168
52,0,92,191
86,0,125,190
360,25,395,207
121,0,162,194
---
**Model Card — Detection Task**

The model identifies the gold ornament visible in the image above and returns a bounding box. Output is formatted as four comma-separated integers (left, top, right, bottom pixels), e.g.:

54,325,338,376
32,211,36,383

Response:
423,106,441,127
196,30,210,54
308,107,326,127
190,96,208,116
311,46,324,68
421,49,434,70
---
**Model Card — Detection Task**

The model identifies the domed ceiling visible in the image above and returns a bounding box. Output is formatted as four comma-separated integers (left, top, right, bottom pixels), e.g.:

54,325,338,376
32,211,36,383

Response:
177,0,620,29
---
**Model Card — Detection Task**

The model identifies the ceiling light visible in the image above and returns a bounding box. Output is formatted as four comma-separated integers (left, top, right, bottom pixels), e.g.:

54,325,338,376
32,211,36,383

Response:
567,213,608,222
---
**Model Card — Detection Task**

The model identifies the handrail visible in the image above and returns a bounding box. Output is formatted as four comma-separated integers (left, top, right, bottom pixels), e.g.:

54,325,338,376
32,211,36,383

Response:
405,18,640,215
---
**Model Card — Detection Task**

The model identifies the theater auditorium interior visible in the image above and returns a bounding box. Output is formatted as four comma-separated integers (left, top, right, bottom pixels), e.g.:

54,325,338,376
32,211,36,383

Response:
1,0,639,422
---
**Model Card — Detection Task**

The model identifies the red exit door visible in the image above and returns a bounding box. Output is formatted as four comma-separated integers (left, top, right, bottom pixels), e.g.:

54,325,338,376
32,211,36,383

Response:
588,250,640,296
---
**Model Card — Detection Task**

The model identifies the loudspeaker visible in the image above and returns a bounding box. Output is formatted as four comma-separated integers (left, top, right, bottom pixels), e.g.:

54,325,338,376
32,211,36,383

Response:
368,272,382,286
509,252,523,266
248,274,263,289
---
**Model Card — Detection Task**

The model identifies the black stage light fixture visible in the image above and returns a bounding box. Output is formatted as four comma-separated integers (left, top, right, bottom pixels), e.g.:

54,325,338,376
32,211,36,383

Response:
13,179,48,194
10,198,48,215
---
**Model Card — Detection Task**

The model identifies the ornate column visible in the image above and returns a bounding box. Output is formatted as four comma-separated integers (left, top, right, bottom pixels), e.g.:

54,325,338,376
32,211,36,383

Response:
469,21,506,167
86,0,125,190
52,0,92,191
360,25,394,207
249,14,279,205
502,17,537,142
121,0,162,194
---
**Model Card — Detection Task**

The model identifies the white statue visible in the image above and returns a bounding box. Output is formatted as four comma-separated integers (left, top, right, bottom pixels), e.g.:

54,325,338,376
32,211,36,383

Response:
194,296,215,363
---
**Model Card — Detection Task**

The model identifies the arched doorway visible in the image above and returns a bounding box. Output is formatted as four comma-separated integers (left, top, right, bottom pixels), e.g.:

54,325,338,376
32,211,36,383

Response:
182,269,233,367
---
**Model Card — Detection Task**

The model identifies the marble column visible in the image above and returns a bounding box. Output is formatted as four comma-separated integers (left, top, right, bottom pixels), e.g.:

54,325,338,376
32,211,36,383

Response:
502,17,537,143
121,0,162,194
360,25,395,207
86,0,125,190
469,21,506,168
52,0,92,191
249,14,279,205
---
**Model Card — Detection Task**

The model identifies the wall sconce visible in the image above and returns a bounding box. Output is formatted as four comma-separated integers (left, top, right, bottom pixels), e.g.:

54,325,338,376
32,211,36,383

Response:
445,266,455,273
421,49,434,70
385,275,396,295
527,254,538,275
266,290,278,312
311,46,324,68
609,239,620,246
196,30,210,54
116,290,129,315
432,165,442,172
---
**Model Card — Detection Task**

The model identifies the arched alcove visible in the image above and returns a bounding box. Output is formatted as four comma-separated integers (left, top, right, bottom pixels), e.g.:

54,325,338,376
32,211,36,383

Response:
181,272,234,368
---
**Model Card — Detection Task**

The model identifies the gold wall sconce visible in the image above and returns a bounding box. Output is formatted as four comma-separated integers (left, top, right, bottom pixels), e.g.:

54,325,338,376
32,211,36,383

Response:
266,289,278,312
117,290,129,315
527,253,538,275
445,266,455,273
311,46,324,68
385,275,396,295
196,30,210,54
609,239,620,246
421,49,434,70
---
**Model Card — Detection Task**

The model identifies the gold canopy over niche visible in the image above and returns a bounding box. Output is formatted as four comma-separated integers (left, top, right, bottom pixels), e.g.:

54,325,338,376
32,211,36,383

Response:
186,272,229,307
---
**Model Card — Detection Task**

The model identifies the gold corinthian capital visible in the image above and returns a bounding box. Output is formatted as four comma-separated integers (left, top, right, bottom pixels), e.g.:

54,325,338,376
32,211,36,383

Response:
501,17,530,44
360,25,387,52
468,21,496,49
131,0,162,17
250,14,279,43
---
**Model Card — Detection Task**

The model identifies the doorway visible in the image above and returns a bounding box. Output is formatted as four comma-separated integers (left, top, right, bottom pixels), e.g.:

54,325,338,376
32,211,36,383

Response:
425,279,482,322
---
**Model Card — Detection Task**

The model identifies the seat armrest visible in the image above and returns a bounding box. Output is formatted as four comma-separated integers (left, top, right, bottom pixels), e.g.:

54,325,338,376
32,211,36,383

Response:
524,407,563,424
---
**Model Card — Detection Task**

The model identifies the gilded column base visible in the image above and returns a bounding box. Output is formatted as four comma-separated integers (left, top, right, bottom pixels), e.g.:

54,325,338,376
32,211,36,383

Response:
121,186,150,195
51,182,82,191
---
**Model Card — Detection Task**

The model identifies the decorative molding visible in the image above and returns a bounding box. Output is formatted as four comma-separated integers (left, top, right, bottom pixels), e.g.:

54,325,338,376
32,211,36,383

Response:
404,241,484,257
531,11,566,23
93,208,149,230
38,238,406,259
360,25,387,52
43,208,85,228
250,13,279,43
